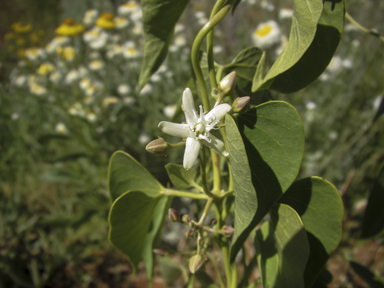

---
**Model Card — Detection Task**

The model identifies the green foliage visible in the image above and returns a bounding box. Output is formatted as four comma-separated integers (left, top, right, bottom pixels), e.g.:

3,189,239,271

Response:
139,0,190,91
108,151,164,201
228,101,305,261
349,261,384,288
255,204,310,288
280,177,343,287
253,0,345,93
166,163,197,189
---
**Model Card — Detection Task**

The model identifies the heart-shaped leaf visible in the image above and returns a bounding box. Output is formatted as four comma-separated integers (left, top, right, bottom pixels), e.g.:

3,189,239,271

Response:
229,101,305,261
279,177,343,287
138,0,190,91
109,191,162,271
108,151,163,201
255,204,310,288
252,0,345,93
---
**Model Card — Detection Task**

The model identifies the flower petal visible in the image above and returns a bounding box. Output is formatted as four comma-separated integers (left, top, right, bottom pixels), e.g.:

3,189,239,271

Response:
183,137,201,170
158,121,190,138
182,88,198,127
205,103,232,123
201,134,228,157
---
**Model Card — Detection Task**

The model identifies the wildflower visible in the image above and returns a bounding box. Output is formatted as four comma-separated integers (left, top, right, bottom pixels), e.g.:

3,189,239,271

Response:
11,112,20,120
29,82,47,96
55,19,85,36
102,96,119,107
252,20,281,50
37,62,55,76
163,104,176,119
12,23,32,34
96,13,115,29
79,78,92,90
114,17,129,29
278,8,293,19
68,102,85,116
49,71,62,84
139,83,152,96
260,1,275,11
25,48,45,61
83,9,99,26
55,122,68,134
118,1,139,16
117,84,131,95
87,112,97,123
65,69,80,84
88,60,104,71
62,46,75,61
158,88,231,170
13,75,27,87
122,41,139,59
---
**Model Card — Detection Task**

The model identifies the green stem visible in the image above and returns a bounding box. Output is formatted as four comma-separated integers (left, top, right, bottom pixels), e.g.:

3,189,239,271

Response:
191,4,232,112
207,0,226,90
198,197,214,227
345,12,384,42
163,188,208,200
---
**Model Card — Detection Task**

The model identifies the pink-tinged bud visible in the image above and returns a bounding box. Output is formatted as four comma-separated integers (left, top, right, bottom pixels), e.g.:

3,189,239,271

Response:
232,96,250,113
145,137,170,156
153,249,168,256
189,254,206,274
182,214,191,223
221,225,234,237
168,208,181,222
218,71,236,97
185,230,194,239
210,219,217,226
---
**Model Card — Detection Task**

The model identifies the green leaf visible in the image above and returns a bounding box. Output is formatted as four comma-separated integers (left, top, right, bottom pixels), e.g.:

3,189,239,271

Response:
225,114,258,259
165,163,197,189
108,151,163,202
279,177,343,287
223,47,263,95
108,191,162,271
143,196,172,282
229,101,305,261
138,0,189,91
252,0,345,93
361,166,384,238
255,204,310,288
350,261,384,288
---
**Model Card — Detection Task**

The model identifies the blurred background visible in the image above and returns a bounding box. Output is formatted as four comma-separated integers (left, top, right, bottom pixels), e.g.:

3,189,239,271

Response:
0,0,383,287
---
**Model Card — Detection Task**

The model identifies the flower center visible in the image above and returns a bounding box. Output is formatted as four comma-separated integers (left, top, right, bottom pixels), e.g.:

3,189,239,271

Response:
255,25,272,37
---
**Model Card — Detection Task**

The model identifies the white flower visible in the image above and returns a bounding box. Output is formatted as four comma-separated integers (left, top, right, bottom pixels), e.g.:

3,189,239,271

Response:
138,132,151,145
278,8,293,20
158,88,231,170
163,104,176,119
252,20,281,50
55,122,68,134
117,84,131,95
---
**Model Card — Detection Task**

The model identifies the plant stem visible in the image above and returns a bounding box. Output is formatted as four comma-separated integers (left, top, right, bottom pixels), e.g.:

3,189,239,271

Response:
208,252,226,288
163,188,208,200
345,12,384,42
191,4,232,112
207,0,226,90
198,197,214,227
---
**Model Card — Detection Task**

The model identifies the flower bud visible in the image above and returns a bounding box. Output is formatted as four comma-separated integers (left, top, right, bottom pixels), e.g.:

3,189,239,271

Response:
168,208,181,222
182,214,191,223
145,137,170,156
232,96,250,113
185,230,194,239
220,225,234,237
210,219,217,226
218,71,236,97
189,254,206,274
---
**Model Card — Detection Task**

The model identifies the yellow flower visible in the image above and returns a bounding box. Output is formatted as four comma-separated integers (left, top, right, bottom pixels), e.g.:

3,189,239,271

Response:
38,62,55,76
102,96,119,107
55,19,85,36
62,46,75,61
96,13,115,29
12,23,32,34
